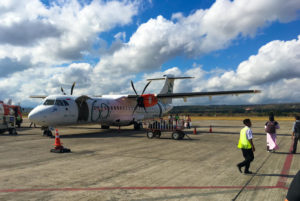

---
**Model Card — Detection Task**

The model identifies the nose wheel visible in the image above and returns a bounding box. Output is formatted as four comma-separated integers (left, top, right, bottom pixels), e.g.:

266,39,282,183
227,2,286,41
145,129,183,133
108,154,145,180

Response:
42,127,53,137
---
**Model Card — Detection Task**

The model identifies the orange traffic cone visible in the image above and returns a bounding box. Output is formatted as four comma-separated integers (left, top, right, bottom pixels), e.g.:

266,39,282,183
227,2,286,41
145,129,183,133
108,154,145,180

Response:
54,129,63,148
209,125,212,133
193,127,197,135
50,129,71,153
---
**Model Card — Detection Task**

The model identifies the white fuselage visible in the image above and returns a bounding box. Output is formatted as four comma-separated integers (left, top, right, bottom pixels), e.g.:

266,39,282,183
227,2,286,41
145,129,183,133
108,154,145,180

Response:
28,95,172,127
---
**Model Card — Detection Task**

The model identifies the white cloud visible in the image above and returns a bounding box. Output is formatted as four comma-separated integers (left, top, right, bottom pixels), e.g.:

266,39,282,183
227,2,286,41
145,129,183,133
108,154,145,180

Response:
94,0,300,75
0,0,138,68
1,0,300,107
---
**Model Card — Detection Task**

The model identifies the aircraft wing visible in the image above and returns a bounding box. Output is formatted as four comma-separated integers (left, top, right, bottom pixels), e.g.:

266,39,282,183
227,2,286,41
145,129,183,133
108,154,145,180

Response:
155,90,261,99
127,90,260,99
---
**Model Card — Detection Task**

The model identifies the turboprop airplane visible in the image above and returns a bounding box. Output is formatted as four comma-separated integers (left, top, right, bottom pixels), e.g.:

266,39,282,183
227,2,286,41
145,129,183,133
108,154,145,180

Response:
28,75,260,136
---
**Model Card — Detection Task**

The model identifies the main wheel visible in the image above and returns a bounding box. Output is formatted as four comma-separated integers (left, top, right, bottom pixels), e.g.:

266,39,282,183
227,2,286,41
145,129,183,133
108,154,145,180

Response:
47,130,53,137
134,122,142,130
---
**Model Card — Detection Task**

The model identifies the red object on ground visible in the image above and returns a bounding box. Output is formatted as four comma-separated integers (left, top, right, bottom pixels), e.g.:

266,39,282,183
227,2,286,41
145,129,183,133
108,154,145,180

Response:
193,127,197,135
54,129,63,148
209,125,212,133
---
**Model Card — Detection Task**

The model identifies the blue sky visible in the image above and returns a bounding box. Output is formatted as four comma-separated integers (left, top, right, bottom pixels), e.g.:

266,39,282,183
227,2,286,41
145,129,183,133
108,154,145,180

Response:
0,0,300,106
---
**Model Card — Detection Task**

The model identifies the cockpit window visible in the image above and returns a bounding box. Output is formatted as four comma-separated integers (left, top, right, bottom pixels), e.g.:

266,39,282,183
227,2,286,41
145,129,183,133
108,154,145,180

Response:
55,100,64,106
43,99,55,105
63,100,69,106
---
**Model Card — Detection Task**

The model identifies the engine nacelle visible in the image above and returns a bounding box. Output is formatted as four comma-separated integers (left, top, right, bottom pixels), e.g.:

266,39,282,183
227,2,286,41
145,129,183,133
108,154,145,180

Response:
141,94,158,107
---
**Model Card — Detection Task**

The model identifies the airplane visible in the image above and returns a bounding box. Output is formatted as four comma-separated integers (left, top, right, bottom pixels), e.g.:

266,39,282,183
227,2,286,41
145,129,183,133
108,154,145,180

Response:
28,75,260,137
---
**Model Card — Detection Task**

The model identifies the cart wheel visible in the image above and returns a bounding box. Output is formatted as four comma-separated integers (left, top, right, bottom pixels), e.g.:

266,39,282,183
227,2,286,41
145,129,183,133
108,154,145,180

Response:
179,131,185,140
147,131,155,139
156,131,161,138
172,131,181,140
12,128,17,135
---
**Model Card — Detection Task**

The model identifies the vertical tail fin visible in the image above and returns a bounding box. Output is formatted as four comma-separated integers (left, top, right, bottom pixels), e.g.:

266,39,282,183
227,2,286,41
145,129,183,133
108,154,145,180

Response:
147,75,194,104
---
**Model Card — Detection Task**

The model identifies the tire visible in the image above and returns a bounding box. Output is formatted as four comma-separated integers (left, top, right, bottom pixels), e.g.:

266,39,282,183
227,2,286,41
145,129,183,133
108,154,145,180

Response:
172,131,180,140
0,129,6,134
47,130,53,137
101,125,110,129
12,128,17,135
147,131,155,139
178,131,185,140
154,130,161,138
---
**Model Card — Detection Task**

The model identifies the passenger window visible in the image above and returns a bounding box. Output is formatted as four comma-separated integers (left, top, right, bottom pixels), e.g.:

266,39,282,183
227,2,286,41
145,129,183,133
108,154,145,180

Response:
43,99,55,105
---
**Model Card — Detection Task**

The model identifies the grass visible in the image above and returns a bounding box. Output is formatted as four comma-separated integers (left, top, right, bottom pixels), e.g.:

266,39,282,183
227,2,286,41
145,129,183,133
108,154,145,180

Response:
188,116,294,121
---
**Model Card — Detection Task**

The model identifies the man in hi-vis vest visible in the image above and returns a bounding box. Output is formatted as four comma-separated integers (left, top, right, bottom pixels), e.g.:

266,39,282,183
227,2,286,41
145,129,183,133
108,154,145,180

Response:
237,119,255,174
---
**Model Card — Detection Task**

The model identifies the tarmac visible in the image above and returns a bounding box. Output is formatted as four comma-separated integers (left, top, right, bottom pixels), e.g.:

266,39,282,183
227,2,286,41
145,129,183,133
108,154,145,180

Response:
0,118,299,201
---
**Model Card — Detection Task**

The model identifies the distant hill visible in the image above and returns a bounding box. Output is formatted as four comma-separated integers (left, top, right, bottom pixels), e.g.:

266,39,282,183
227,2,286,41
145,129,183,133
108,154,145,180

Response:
169,103,300,116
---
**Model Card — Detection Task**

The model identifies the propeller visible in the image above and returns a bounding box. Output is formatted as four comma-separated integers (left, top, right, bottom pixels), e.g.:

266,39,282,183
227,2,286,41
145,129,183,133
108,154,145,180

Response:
131,80,151,114
61,82,76,95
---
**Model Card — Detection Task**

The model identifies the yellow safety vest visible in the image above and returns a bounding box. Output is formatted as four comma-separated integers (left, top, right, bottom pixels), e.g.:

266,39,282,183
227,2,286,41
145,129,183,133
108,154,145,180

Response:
237,126,252,149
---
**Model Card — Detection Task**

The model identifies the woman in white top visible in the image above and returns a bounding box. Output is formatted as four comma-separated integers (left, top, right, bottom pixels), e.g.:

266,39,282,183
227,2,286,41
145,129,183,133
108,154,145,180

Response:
265,115,280,152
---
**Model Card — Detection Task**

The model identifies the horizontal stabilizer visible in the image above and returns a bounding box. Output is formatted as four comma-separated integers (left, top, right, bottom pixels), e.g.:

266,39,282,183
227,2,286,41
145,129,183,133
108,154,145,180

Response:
147,76,194,81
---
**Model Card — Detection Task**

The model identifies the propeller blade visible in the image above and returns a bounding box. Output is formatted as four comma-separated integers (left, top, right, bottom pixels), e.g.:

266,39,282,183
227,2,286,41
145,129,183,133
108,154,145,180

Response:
141,81,151,95
131,80,138,95
132,104,138,115
61,87,66,95
71,82,76,95
143,106,147,113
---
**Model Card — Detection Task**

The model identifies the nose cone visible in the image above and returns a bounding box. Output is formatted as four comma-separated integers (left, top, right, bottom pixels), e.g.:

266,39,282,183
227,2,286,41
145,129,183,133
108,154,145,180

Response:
28,106,49,126
28,108,42,124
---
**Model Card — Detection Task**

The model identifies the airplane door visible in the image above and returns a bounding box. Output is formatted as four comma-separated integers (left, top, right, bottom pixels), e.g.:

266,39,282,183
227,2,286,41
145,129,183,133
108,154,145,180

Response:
62,99,77,123
75,96,90,122
55,99,77,124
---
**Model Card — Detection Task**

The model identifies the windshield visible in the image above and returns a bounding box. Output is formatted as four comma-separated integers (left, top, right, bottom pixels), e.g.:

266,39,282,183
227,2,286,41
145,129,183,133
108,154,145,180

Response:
43,99,55,105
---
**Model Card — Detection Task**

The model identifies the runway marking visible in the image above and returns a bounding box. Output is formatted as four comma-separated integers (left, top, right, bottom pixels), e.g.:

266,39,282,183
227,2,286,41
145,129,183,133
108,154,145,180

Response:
276,142,294,188
0,185,289,193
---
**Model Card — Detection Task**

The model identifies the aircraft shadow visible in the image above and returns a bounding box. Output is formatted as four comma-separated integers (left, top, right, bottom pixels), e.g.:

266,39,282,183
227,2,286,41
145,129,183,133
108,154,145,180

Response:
59,130,146,139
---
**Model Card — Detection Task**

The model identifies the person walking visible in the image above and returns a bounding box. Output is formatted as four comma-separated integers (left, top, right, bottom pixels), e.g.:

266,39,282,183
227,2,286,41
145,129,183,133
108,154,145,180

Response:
291,115,300,154
265,114,280,152
237,119,255,174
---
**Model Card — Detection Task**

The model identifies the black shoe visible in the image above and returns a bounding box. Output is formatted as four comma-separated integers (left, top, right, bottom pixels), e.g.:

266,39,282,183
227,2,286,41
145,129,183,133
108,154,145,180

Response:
237,165,242,173
244,171,253,174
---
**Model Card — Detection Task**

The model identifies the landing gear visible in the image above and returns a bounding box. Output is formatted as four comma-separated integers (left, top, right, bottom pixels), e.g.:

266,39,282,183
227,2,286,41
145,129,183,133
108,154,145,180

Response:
42,127,53,137
101,125,110,129
134,122,143,130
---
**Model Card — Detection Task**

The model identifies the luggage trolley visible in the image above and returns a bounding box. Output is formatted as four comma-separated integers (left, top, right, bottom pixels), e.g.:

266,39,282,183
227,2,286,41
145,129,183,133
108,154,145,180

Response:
145,119,189,140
